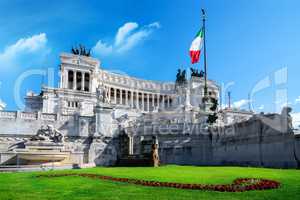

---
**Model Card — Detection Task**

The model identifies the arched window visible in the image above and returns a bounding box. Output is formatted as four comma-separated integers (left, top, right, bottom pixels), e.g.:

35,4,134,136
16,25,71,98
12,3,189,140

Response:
84,73,90,92
76,72,82,91
68,71,74,89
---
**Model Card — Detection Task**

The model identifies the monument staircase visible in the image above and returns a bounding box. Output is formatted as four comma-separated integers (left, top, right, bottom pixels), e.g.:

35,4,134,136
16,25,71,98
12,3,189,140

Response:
116,154,153,167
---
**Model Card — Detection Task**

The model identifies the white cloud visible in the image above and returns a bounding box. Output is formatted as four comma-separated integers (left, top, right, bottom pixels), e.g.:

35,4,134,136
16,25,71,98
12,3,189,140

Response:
295,96,300,104
221,99,251,110
117,29,152,53
258,105,264,110
93,40,113,56
92,21,160,56
0,33,47,61
291,112,300,128
0,99,6,110
148,22,161,29
115,22,138,46
0,33,48,68
232,99,250,109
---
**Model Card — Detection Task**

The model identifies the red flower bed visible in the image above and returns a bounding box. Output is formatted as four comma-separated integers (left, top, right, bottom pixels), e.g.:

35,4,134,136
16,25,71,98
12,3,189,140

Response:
37,173,280,192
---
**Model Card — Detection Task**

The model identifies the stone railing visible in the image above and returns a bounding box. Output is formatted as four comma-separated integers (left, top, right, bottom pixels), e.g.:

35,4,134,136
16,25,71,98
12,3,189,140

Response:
0,111,39,120
41,113,57,121
0,111,78,122
0,111,17,119
20,112,38,120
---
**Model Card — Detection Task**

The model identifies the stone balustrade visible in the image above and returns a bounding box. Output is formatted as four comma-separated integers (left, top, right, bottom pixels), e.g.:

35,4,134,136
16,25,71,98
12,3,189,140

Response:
0,111,72,122
20,112,38,120
41,113,57,121
0,111,17,119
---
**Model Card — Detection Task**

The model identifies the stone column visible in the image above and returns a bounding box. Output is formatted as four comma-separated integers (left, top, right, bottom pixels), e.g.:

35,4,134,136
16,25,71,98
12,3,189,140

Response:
162,95,165,109
108,87,111,102
114,88,117,104
152,93,155,110
63,69,66,89
131,91,134,108
85,73,90,92
136,92,139,109
65,69,68,89
60,67,64,88
147,93,150,112
73,71,77,90
81,72,85,91
120,89,123,105
167,96,170,108
157,94,160,109
125,90,128,106
89,73,92,92
128,135,134,155
142,93,145,111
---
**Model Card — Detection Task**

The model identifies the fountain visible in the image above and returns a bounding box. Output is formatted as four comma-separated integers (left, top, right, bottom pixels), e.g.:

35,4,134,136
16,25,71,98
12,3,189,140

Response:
13,125,71,166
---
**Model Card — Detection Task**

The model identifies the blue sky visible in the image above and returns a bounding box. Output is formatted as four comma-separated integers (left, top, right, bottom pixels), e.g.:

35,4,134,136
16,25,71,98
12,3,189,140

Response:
0,0,300,123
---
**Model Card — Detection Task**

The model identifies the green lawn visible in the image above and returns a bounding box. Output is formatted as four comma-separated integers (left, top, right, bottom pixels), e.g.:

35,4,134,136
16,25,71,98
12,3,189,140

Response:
0,165,299,200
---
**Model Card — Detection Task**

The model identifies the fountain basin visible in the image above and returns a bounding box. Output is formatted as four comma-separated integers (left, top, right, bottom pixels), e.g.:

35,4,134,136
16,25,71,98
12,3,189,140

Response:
17,152,69,162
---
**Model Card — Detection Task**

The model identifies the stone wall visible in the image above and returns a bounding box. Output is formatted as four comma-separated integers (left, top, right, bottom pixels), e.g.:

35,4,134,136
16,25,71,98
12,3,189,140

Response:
131,123,214,165
294,133,300,166
0,111,94,137
0,110,118,166
130,114,300,168
1,110,300,168
212,115,300,168
157,134,213,165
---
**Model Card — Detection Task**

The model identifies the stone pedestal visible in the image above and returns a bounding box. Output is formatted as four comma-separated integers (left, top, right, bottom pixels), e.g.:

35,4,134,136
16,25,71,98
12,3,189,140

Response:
89,104,118,166
88,138,118,166
94,104,114,137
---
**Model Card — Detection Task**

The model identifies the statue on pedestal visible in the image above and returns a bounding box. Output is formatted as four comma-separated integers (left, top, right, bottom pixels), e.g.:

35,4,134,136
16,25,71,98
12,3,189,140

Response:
96,83,109,105
151,136,160,167
184,86,192,111
281,106,293,131
151,143,160,167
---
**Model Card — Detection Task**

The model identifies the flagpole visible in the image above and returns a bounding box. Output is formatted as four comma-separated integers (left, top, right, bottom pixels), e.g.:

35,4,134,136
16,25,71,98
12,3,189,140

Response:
202,9,208,97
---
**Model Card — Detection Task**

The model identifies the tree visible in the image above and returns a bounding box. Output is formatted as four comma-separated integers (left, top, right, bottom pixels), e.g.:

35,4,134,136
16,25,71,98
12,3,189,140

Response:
210,97,218,111
206,97,219,124
207,113,218,124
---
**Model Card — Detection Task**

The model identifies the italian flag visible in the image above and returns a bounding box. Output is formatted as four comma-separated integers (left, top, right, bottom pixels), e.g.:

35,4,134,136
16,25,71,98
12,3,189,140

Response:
189,28,204,64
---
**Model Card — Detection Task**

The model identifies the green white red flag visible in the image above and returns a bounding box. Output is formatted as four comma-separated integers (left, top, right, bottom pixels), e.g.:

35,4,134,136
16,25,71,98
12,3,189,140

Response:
189,28,204,64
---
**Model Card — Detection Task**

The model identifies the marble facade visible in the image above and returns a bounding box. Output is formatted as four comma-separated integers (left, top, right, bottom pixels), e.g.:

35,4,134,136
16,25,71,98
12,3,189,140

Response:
2,53,298,169
25,53,219,116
